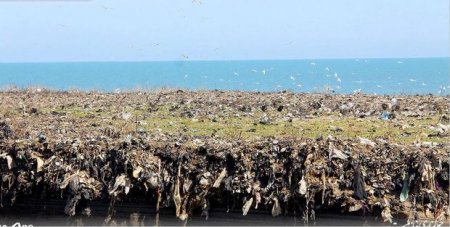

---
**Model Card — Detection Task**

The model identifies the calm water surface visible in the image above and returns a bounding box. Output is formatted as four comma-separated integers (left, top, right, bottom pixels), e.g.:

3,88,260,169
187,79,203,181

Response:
0,58,448,95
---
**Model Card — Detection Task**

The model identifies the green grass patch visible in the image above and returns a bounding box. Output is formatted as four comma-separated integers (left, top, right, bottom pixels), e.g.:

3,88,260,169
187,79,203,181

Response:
41,104,447,144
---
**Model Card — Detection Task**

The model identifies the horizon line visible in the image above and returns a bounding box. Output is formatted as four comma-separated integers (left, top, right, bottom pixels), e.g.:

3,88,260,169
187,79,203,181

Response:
0,56,448,64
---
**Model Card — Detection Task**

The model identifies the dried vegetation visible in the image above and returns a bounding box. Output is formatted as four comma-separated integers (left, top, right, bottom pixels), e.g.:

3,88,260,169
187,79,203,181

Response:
0,89,449,224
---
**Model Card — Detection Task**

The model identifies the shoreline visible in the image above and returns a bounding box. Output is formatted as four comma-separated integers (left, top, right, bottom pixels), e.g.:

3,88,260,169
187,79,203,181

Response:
1,86,450,97
0,90,448,224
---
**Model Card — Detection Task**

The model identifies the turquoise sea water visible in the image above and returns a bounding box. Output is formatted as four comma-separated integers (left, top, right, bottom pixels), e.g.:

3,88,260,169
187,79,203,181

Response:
0,58,448,95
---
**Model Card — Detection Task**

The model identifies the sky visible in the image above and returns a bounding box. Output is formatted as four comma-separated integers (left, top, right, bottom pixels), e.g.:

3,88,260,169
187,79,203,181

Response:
0,0,448,62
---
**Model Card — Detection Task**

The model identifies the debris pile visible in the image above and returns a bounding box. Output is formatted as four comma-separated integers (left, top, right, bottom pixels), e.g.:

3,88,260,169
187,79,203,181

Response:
0,133,448,223
0,90,448,224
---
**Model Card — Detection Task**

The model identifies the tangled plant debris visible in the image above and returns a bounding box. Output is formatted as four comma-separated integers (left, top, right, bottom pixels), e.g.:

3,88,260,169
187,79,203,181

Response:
0,89,448,224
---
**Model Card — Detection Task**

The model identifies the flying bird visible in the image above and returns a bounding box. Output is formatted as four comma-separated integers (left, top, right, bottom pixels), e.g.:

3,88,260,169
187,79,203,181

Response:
101,5,113,10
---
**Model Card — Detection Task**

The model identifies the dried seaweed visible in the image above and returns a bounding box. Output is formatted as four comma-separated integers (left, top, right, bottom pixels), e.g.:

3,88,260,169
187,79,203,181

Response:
0,90,448,224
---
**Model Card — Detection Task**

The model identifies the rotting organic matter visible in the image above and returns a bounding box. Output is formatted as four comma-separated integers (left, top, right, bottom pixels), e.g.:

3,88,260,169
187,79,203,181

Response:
0,89,448,224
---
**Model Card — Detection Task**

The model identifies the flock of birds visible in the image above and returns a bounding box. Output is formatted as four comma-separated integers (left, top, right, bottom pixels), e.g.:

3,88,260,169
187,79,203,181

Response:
180,60,447,95
52,3,447,95
48,19,450,94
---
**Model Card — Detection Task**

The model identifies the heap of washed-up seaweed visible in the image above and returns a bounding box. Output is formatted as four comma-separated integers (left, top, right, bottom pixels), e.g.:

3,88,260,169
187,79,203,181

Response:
0,128,448,223
0,90,448,224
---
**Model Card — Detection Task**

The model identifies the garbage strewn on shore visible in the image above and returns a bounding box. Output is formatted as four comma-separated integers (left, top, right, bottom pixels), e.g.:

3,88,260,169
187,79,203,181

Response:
0,90,448,224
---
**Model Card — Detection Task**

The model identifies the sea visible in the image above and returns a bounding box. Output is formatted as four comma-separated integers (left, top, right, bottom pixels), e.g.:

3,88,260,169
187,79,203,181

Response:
0,58,448,95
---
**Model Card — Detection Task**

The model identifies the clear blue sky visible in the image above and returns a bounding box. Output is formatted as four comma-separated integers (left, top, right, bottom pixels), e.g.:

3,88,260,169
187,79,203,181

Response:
0,0,448,62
